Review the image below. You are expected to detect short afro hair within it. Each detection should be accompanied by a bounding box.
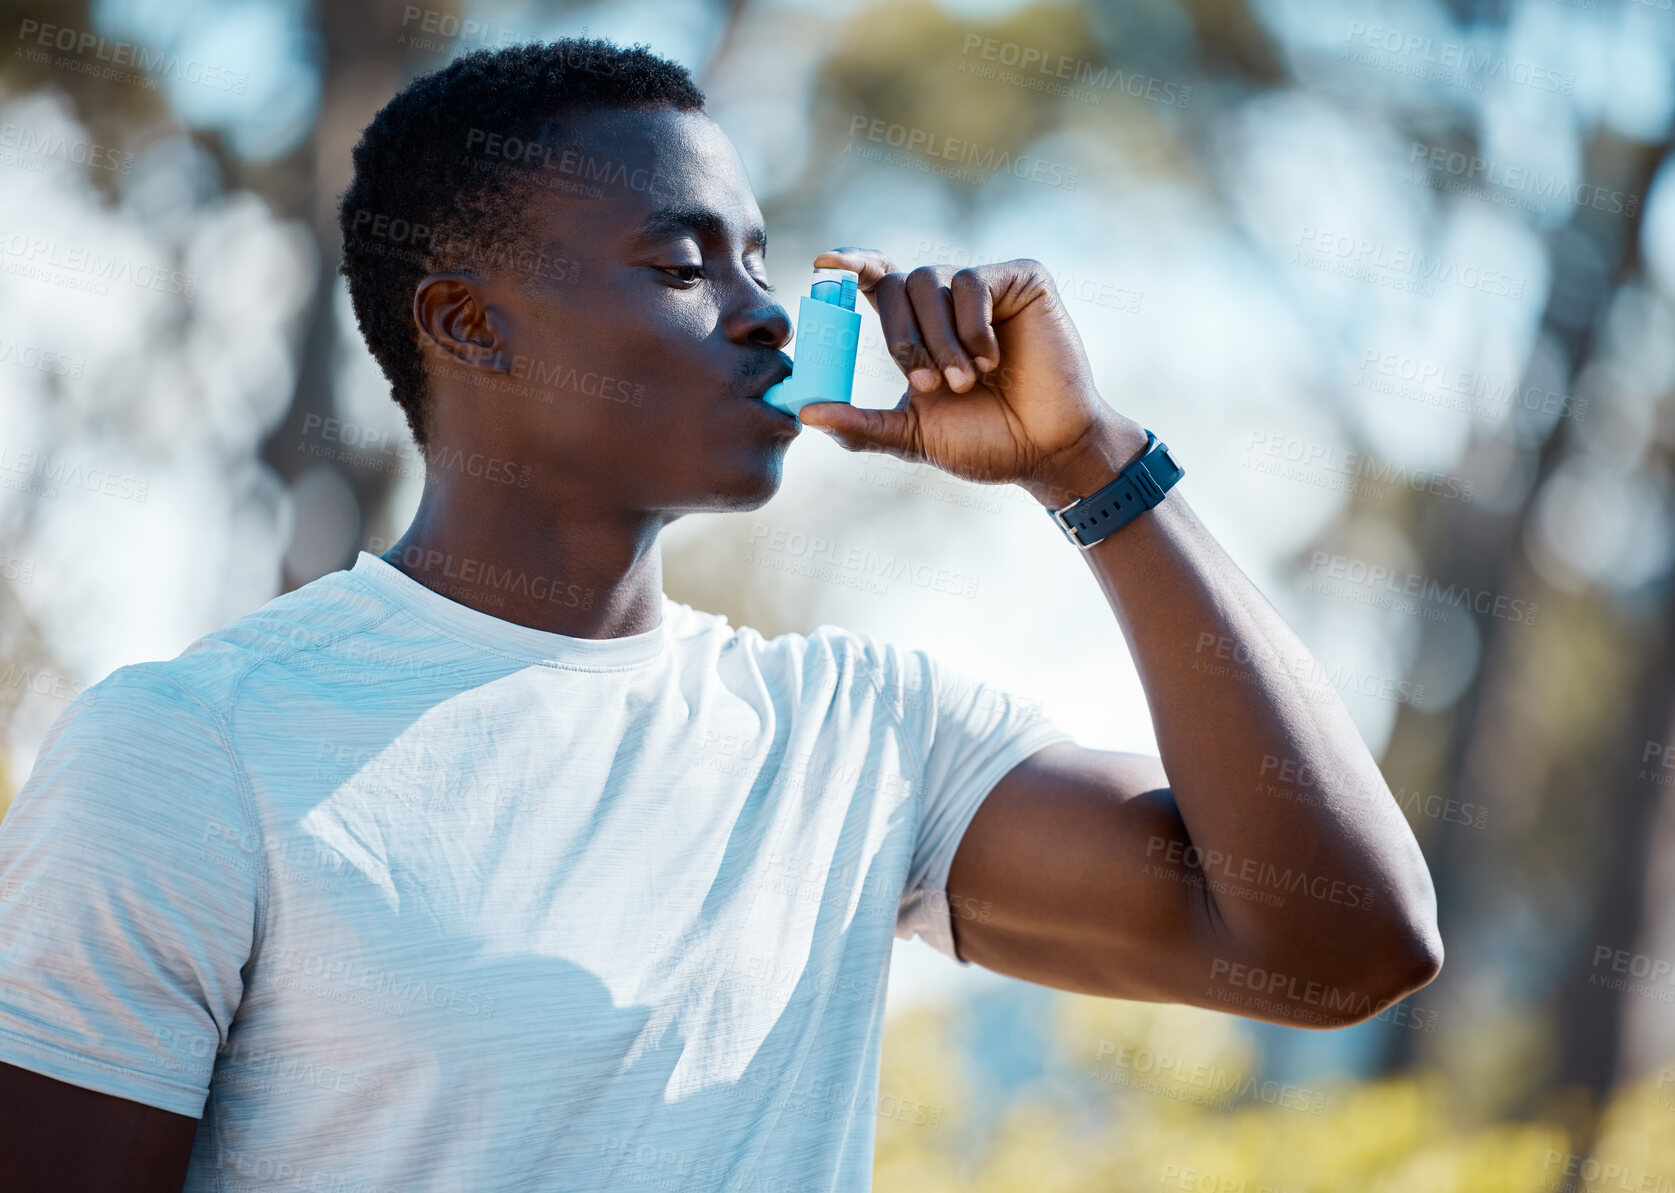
[338,38,706,447]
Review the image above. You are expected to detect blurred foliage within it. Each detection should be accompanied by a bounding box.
[873,997,1675,1192]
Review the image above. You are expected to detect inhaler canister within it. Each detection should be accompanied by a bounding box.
[761,268,861,416]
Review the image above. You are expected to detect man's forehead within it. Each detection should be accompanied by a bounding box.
[527,108,766,247]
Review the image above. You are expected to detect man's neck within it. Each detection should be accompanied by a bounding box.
[380,485,669,639]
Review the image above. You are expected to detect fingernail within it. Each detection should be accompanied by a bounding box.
[910,368,940,391]
[945,365,971,390]
[974,356,995,373]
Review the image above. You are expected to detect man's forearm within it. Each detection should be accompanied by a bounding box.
[1023,412,1442,987]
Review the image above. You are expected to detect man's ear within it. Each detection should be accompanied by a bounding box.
[413,272,508,373]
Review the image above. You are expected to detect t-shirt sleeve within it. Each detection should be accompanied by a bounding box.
[889,647,1075,965]
[0,664,260,1118]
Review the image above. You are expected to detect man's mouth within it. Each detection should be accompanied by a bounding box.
[744,358,794,405]
[741,359,799,427]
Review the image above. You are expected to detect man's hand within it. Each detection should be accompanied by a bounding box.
[796,248,1149,508]
[799,257,1442,1025]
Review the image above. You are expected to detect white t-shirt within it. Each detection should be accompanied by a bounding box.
[0,551,1072,1192]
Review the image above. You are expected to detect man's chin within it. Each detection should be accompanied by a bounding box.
[659,457,787,516]
[712,462,785,511]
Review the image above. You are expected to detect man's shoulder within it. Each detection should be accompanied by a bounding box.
[693,604,922,694]
[81,566,393,728]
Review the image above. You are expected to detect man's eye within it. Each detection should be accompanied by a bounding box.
[661,265,703,283]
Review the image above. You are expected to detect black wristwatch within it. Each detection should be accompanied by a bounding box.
[1045,429,1184,549]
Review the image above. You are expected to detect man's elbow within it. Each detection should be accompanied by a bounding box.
[1369,918,1444,1005]
[1319,910,1445,1029]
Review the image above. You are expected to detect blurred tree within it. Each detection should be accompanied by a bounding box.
[258,0,411,592]
[1369,130,1674,1141]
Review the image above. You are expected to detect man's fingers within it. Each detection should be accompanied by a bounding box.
[810,247,899,302]
[797,399,918,458]
[809,247,1008,391]
[811,247,936,387]
[872,271,939,392]
[905,267,977,392]
[949,268,1001,373]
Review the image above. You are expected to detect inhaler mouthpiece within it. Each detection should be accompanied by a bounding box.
[761,267,861,416]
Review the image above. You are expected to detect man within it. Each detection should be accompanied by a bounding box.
[0,37,1440,1193]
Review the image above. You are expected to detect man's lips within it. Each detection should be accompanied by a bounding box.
[744,358,794,404]
[746,392,802,431]
[739,359,800,430]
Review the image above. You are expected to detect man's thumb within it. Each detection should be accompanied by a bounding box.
[797,402,915,455]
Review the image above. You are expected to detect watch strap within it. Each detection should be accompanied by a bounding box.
[1046,430,1184,549]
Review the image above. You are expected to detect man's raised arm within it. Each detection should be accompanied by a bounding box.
[795,247,1442,1027]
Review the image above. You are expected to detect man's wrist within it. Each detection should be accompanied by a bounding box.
[1021,415,1152,510]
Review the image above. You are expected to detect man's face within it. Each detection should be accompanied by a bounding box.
[428,106,800,517]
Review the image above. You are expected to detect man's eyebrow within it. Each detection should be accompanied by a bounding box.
[631,205,767,253]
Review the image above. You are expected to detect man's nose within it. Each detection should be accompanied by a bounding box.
[731,295,792,350]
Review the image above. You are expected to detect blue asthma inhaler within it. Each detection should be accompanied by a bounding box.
[761,267,862,417]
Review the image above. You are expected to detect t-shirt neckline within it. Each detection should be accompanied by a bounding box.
[347,551,670,667]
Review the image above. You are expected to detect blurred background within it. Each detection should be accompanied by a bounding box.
[1,0,1673,1187]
